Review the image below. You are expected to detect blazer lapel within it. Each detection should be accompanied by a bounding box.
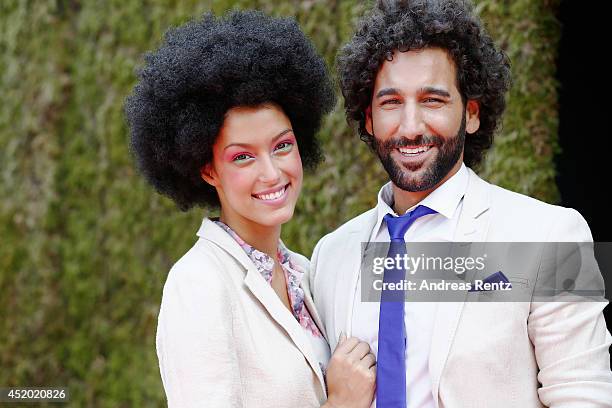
[301,273,328,340]
[430,168,492,408]
[454,168,492,241]
[198,219,327,396]
[340,211,379,343]
[243,268,327,395]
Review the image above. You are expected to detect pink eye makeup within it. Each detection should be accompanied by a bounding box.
[223,133,297,164]
[273,139,295,153]
[224,150,254,164]
[232,153,253,163]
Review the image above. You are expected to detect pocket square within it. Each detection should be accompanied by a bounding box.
[468,271,512,292]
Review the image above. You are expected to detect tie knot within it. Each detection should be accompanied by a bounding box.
[384,205,437,242]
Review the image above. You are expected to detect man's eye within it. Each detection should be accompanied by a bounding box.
[423,98,444,104]
[381,99,400,105]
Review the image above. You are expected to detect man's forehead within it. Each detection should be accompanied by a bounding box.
[373,47,458,92]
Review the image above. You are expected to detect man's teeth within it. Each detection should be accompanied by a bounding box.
[398,145,432,155]
[255,186,286,201]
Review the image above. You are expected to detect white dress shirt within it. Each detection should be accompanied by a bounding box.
[351,163,468,408]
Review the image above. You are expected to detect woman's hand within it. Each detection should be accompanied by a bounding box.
[323,333,376,408]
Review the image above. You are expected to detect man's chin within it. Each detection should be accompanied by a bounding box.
[391,166,438,192]
[400,160,429,173]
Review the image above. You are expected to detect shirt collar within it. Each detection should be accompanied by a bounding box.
[213,220,326,337]
[373,162,469,235]
[213,220,296,283]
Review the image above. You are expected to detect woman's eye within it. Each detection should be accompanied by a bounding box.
[274,141,293,152]
[232,153,252,163]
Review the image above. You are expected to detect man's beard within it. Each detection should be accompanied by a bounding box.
[371,112,466,192]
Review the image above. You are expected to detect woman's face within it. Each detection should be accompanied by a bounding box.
[201,104,303,229]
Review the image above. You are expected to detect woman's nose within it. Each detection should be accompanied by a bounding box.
[258,155,281,184]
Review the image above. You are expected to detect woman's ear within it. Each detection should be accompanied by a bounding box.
[200,163,218,187]
[465,100,480,135]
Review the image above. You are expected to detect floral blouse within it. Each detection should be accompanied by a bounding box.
[214,221,324,339]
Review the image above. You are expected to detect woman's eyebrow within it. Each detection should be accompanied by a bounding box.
[223,128,293,150]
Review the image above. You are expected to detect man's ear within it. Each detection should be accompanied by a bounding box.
[364,105,374,136]
[465,100,480,134]
[200,163,218,187]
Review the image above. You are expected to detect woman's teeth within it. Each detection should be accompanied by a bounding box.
[255,186,286,201]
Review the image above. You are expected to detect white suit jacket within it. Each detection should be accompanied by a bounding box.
[157,218,328,407]
[310,167,612,408]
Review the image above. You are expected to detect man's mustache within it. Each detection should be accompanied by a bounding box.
[378,134,443,150]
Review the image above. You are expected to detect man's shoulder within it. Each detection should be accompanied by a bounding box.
[488,182,572,217]
[315,207,377,250]
[484,181,590,241]
[467,168,562,214]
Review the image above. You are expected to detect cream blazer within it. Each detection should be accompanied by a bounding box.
[156,218,328,407]
[310,167,612,408]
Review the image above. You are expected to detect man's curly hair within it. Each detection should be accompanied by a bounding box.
[125,10,336,211]
[337,0,511,168]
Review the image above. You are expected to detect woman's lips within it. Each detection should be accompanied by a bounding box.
[252,183,289,202]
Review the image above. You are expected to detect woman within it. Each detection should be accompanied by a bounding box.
[125,10,376,407]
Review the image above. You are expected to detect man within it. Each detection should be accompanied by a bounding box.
[310,0,612,407]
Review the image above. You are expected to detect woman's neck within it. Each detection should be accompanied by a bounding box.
[219,212,281,259]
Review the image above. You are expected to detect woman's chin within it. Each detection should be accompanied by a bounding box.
[252,206,295,228]
[247,193,297,227]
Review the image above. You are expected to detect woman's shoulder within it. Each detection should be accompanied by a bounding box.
[157,239,237,351]
[162,238,233,303]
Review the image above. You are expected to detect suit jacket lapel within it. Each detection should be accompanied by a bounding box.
[198,219,327,396]
[243,268,327,394]
[301,271,328,340]
[341,211,379,343]
[285,247,330,342]
[455,168,492,241]
[430,168,492,407]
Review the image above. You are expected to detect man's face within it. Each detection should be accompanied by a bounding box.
[366,47,480,192]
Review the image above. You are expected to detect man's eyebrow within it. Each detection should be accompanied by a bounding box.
[223,129,293,150]
[420,87,451,98]
[375,88,400,99]
[374,87,451,99]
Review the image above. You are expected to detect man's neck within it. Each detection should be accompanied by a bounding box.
[391,161,463,214]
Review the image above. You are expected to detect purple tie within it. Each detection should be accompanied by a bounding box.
[377,205,437,407]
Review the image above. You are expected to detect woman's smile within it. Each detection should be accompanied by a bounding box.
[252,183,291,204]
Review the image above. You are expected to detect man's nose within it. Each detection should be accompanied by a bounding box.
[398,102,427,139]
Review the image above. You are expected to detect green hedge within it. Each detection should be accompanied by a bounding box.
[0,0,560,405]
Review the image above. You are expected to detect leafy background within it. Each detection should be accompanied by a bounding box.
[1,0,560,405]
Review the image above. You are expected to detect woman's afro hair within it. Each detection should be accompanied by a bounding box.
[125,10,336,210]
[337,0,511,168]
